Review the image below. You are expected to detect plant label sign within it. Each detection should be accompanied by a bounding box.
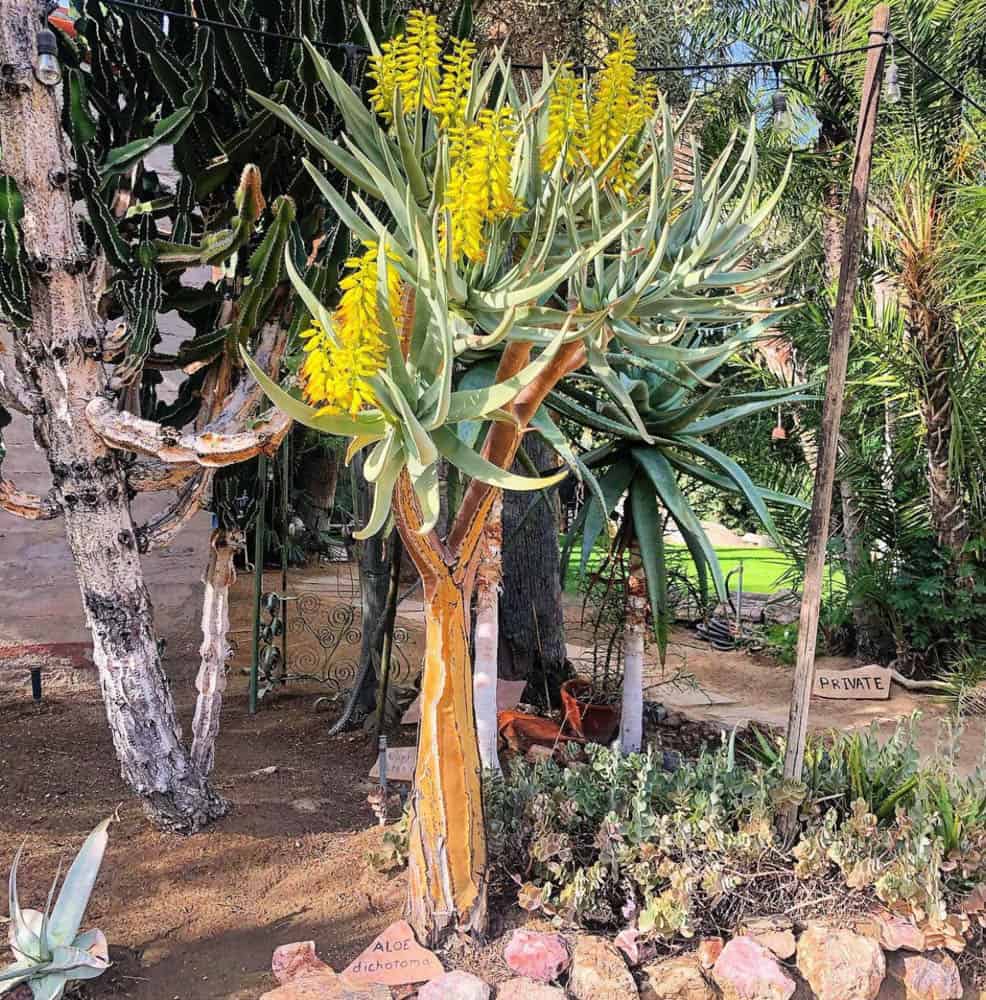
[369,746,417,782]
[813,665,891,700]
[343,919,443,986]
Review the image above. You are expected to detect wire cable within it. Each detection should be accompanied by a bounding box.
[92,0,986,124]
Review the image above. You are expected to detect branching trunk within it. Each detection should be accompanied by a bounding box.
[0,7,228,831]
[393,473,487,946]
[474,496,502,774]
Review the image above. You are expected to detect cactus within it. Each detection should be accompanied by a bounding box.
[0,820,112,1000]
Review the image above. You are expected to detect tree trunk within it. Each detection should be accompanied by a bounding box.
[474,497,502,774]
[393,472,487,945]
[620,544,647,754]
[822,163,885,656]
[296,443,339,542]
[916,312,969,558]
[191,529,240,776]
[0,6,226,831]
[499,434,566,690]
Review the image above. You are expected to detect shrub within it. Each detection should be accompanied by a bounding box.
[484,721,986,944]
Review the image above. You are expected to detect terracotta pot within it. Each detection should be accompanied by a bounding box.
[560,678,620,744]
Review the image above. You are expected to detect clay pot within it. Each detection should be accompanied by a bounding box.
[561,678,620,743]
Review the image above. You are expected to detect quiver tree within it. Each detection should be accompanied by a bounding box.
[0,0,369,829]
[247,12,800,942]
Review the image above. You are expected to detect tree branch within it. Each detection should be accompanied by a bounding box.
[0,322,41,415]
[0,479,60,520]
[448,337,588,566]
[91,325,289,470]
[128,458,199,493]
[137,469,214,552]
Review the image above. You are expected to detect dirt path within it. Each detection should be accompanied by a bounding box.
[0,630,406,999]
[650,630,986,774]
[2,565,981,999]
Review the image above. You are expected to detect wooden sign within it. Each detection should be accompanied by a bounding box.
[813,665,891,700]
[369,746,417,782]
[343,920,444,986]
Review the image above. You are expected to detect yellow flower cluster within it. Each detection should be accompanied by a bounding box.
[443,108,523,263]
[368,10,442,119]
[541,65,588,171]
[299,242,402,416]
[434,37,476,127]
[545,30,656,192]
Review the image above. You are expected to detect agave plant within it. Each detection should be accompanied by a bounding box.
[1,819,111,1000]
[244,9,801,942]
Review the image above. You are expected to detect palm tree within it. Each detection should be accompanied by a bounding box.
[697,0,986,645]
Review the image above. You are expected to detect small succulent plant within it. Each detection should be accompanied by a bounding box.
[1,819,112,1000]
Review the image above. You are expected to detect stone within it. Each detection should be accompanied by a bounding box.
[885,952,962,999]
[502,929,570,983]
[640,955,716,1000]
[343,919,444,986]
[743,918,797,960]
[872,913,927,953]
[272,941,331,985]
[712,936,797,1000]
[567,934,638,999]
[260,969,390,999]
[417,970,490,1000]
[495,978,567,1000]
[797,925,885,1000]
[698,937,725,969]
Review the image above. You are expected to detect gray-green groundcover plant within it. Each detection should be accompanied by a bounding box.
[1,820,111,1000]
[485,720,986,949]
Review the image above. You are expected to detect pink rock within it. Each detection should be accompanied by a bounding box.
[503,929,570,983]
[886,952,962,999]
[260,969,390,998]
[496,978,567,1000]
[712,936,797,1000]
[272,941,332,985]
[877,914,927,953]
[797,925,885,1000]
[418,971,491,1000]
[698,937,725,969]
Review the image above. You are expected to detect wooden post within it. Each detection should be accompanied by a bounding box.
[781,5,890,818]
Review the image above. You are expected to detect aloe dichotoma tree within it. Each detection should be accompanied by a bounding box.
[246,13,800,941]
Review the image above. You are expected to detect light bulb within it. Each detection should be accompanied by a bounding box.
[885,60,901,104]
[35,29,61,87]
[772,89,791,129]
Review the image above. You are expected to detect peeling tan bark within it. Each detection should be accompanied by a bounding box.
[86,396,290,466]
[127,458,199,493]
[0,479,60,519]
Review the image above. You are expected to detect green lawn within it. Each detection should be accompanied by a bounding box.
[563,538,807,596]
[563,535,848,601]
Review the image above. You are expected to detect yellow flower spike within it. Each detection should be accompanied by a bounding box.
[397,10,442,111]
[435,37,476,128]
[584,29,655,193]
[442,109,523,263]
[368,36,403,122]
[299,241,403,415]
[541,65,588,171]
